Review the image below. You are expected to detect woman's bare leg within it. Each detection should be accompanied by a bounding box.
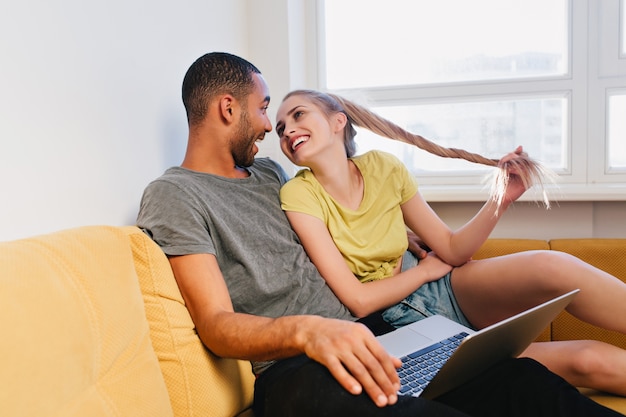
[521,341,626,396]
[449,250,626,396]
[450,250,626,332]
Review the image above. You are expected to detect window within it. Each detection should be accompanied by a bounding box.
[323,0,567,88]
[355,96,568,178]
[316,0,626,199]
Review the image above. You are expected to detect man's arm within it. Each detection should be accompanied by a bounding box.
[407,230,429,259]
[168,253,402,407]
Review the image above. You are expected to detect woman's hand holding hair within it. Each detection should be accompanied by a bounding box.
[497,145,530,205]
[490,145,555,212]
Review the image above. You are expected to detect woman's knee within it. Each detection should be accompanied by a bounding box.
[566,341,615,379]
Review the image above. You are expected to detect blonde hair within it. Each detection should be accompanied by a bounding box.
[326,92,555,210]
[281,89,555,210]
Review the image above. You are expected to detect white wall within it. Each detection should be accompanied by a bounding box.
[1,0,624,242]
[0,0,248,241]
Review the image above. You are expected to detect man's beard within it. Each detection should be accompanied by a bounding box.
[231,110,257,168]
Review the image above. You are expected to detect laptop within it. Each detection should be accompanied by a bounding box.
[377,289,579,399]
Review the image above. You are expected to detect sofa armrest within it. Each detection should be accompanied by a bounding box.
[123,226,256,417]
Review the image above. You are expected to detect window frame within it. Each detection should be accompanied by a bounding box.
[622,0,626,58]
[310,0,626,202]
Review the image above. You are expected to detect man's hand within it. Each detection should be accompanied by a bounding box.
[299,316,402,407]
[407,230,429,259]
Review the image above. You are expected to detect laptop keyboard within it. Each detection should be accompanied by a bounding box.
[397,332,469,396]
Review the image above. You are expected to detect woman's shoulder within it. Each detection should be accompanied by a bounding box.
[291,167,316,183]
[354,150,405,169]
[281,168,316,194]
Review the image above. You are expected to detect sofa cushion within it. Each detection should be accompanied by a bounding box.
[0,226,173,417]
[580,388,626,413]
[123,226,255,417]
[473,238,551,259]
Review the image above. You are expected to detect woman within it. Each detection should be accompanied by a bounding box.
[275,89,626,396]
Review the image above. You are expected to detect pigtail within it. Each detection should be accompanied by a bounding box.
[328,93,555,211]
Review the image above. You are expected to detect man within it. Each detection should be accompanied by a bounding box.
[137,52,622,417]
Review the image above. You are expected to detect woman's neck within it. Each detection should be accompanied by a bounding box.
[311,155,364,211]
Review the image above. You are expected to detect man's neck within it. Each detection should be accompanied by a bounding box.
[181,156,250,178]
[181,129,251,178]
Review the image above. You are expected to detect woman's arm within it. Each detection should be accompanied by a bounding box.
[401,193,504,266]
[285,211,452,317]
[402,148,528,266]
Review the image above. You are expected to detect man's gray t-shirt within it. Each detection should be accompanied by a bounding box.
[137,157,355,374]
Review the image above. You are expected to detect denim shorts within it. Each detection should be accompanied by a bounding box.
[381,251,473,329]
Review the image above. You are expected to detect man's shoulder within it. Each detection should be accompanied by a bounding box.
[143,159,288,191]
[149,166,191,182]
[251,157,289,183]
[252,157,283,172]
[140,167,197,198]
[142,166,185,190]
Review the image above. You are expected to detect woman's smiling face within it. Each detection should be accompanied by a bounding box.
[276,94,346,166]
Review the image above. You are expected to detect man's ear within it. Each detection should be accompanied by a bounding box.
[219,96,235,121]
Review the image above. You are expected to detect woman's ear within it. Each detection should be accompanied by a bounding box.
[332,111,348,133]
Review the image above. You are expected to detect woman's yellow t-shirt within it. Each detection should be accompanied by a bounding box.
[280,151,418,283]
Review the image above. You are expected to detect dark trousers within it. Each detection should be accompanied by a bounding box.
[253,354,623,417]
[253,313,623,417]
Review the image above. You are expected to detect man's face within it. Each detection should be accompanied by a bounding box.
[230,73,272,167]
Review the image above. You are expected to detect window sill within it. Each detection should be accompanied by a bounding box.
[420,183,626,203]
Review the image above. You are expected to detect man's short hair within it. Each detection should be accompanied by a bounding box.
[182,52,261,126]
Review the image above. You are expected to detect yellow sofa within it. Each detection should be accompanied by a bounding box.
[1,225,624,416]
[1,226,254,417]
